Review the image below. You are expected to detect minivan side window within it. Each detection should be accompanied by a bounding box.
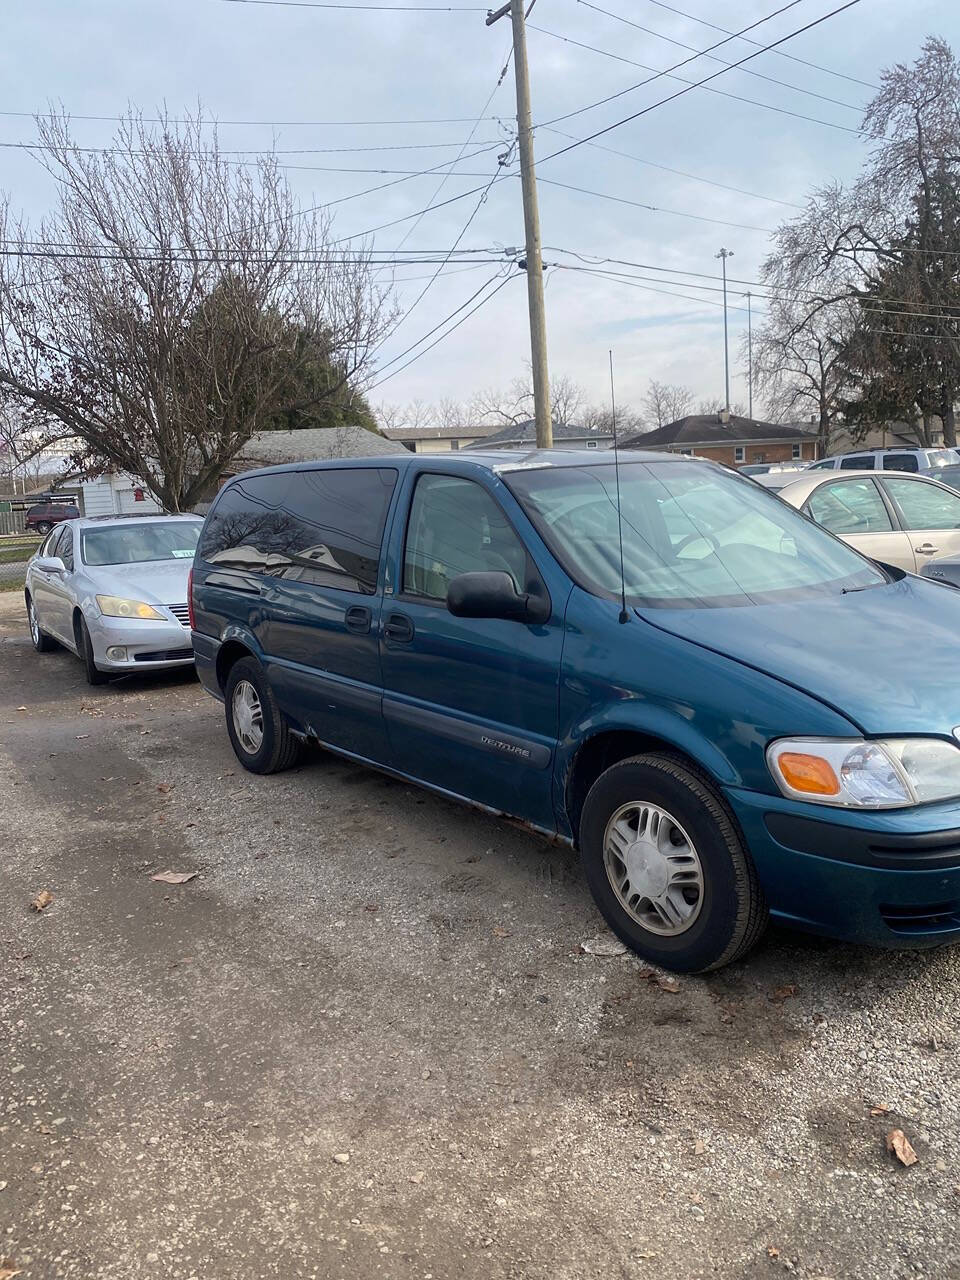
[403,474,527,601]
[198,467,398,594]
[882,453,919,472]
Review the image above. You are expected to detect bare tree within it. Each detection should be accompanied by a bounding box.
[642,380,693,428]
[0,110,394,511]
[758,39,960,447]
[749,296,856,448]
[472,372,586,427]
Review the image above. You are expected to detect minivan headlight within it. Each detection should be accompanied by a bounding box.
[767,737,960,808]
[96,595,164,620]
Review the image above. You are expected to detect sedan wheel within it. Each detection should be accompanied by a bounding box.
[26,595,56,653]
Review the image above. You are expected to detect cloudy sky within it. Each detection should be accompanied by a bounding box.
[3,0,960,423]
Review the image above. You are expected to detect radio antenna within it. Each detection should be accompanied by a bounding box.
[608,349,629,625]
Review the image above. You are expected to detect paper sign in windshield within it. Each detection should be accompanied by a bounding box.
[171,549,194,558]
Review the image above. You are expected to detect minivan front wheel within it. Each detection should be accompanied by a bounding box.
[224,657,301,774]
[579,754,767,973]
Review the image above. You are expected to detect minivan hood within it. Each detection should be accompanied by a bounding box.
[84,558,192,605]
[638,576,960,736]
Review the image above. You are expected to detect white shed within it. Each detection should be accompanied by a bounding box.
[81,473,163,517]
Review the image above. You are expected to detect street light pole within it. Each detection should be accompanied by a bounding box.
[716,247,734,414]
[745,289,753,420]
[487,0,552,448]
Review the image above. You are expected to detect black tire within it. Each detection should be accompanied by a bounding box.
[224,656,301,775]
[35,521,51,535]
[76,614,109,686]
[26,593,57,653]
[579,753,767,973]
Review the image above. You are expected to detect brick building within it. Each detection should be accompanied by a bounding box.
[621,412,818,467]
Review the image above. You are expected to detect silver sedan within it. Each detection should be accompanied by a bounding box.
[25,515,202,684]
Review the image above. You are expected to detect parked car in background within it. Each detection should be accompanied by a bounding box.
[24,500,80,535]
[921,555,960,590]
[922,462,960,492]
[805,446,958,474]
[759,469,960,573]
[25,515,202,684]
[192,451,960,973]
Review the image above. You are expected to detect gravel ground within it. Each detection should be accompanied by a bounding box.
[1,590,959,1279]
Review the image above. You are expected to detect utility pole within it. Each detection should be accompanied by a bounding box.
[745,290,753,419]
[487,1,552,448]
[716,247,734,415]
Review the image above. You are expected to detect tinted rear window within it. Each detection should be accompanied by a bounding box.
[198,467,398,594]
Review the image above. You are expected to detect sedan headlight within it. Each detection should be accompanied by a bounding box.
[767,737,960,808]
[96,595,165,620]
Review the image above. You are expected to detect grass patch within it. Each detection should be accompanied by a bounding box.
[0,575,26,592]
[0,544,37,565]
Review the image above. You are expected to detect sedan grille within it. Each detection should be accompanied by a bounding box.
[134,648,194,663]
[168,603,191,627]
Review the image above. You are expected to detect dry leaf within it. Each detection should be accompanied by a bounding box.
[75,734,90,740]
[769,984,798,1003]
[767,1245,781,1260]
[886,1129,918,1167]
[0,1262,22,1280]
[492,925,511,938]
[30,890,53,913]
[16,705,27,711]
[156,783,172,794]
[655,975,680,993]
[869,1104,891,1117]
[693,1138,706,1155]
[150,871,197,885]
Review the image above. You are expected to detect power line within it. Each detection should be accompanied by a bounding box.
[218,0,485,9]
[541,0,810,129]
[536,176,774,233]
[531,24,862,136]
[0,138,504,155]
[634,0,878,90]
[573,1,862,112]
[540,126,803,210]
[0,109,508,127]
[537,0,865,162]
[369,272,515,390]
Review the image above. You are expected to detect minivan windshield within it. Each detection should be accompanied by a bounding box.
[505,461,886,608]
[81,521,201,567]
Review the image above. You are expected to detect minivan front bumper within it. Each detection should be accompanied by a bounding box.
[727,786,960,946]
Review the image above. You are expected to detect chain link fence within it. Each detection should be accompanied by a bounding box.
[0,533,39,592]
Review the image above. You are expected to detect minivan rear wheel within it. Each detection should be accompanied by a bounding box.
[224,656,301,774]
[579,753,767,973]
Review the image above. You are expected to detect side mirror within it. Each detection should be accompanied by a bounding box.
[447,571,550,625]
[34,555,66,574]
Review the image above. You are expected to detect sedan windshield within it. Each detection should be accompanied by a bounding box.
[505,461,886,608]
[81,521,201,567]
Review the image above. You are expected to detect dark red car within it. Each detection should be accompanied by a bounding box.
[25,501,80,535]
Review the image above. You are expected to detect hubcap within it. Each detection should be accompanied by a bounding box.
[28,600,39,645]
[232,680,264,754]
[603,802,704,936]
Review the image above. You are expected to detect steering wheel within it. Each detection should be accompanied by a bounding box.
[675,529,720,554]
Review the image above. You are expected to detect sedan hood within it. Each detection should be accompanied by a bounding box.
[639,575,960,735]
[86,558,192,606]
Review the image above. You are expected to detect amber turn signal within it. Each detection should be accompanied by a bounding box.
[776,752,840,796]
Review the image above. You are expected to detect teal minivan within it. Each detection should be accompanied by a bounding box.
[190,450,960,972]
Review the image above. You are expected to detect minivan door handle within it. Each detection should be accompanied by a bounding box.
[384,612,415,643]
[345,604,373,634]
